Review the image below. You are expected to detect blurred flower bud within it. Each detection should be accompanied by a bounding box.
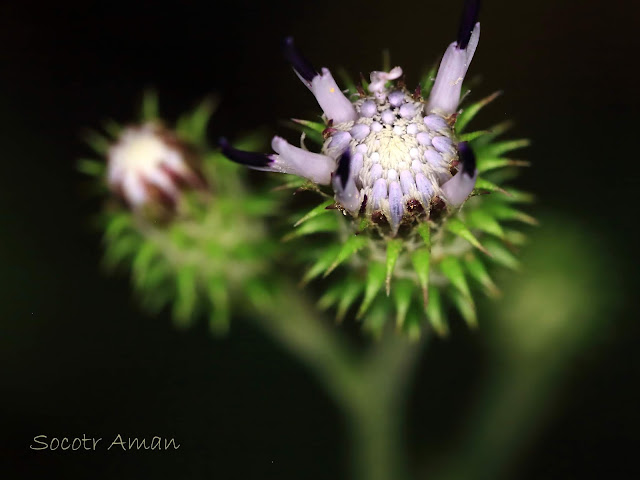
[107,123,206,211]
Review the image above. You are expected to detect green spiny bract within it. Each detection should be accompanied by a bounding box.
[79,92,278,334]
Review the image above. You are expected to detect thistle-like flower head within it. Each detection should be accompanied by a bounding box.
[220,0,533,336]
[325,78,478,234]
[223,1,481,235]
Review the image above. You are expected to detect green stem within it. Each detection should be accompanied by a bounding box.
[249,283,426,480]
[248,282,361,406]
[345,335,425,480]
[346,393,407,480]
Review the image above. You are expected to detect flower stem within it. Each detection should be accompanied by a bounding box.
[247,282,362,406]
[344,336,423,480]
[346,394,408,480]
[248,282,426,480]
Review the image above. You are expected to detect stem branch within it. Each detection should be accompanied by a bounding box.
[248,282,427,480]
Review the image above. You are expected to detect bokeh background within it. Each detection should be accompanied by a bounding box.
[1,0,638,478]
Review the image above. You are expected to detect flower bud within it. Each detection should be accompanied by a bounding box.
[107,123,206,211]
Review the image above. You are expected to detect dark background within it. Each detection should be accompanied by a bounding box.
[1,0,638,478]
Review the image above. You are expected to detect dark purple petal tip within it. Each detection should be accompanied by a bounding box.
[335,150,351,189]
[283,36,318,83]
[456,0,481,49]
[218,137,272,168]
[457,141,477,176]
